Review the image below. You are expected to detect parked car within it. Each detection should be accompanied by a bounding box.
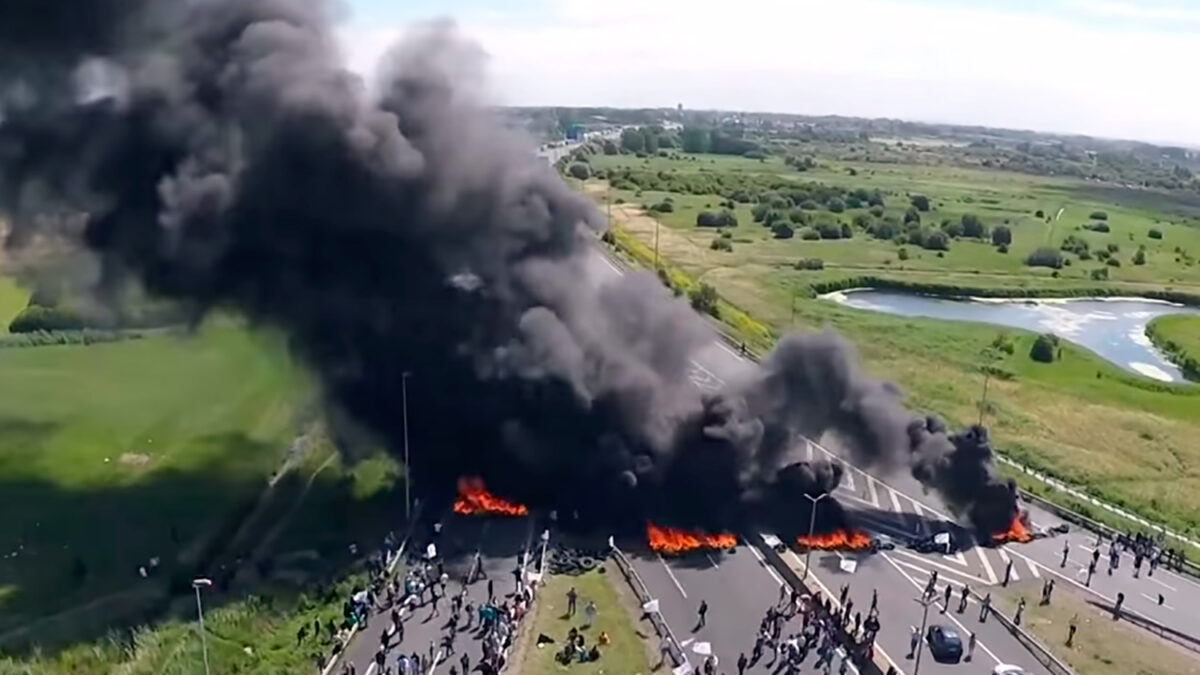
[925,624,963,662]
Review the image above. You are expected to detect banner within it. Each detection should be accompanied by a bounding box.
[642,599,660,613]
[839,559,858,574]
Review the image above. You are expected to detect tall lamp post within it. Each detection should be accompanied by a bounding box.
[802,492,828,580]
[912,592,935,675]
[402,371,412,522]
[192,578,213,675]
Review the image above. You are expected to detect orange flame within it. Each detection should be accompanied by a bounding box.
[991,513,1033,545]
[452,477,528,517]
[796,529,873,551]
[646,523,737,555]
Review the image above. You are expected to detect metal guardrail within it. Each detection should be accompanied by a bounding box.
[608,545,687,669]
[979,602,1077,675]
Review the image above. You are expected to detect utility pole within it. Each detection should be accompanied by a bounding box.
[802,492,828,580]
[912,593,935,675]
[977,368,991,427]
[402,371,412,522]
[192,578,213,675]
[654,217,660,271]
[790,288,797,327]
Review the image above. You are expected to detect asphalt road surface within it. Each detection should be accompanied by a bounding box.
[338,514,537,675]
[583,248,1065,674]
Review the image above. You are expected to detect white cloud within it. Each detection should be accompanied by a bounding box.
[338,0,1200,144]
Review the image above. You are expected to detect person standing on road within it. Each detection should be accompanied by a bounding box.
[869,588,878,614]
[941,584,952,613]
[958,584,970,613]
[487,578,495,603]
[737,652,748,674]
[966,632,977,661]
[1015,597,1026,625]
[566,586,578,616]
[1062,539,1070,568]
[979,592,991,623]
[907,625,919,658]
[1003,560,1013,586]
[460,652,469,674]
[697,600,708,628]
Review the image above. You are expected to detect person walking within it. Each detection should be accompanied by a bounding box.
[942,584,952,613]
[566,586,578,616]
[1067,615,1078,647]
[1003,559,1013,586]
[958,584,970,613]
[907,625,919,658]
[697,600,708,628]
[737,652,748,675]
[979,592,991,623]
[1062,539,1070,568]
[966,632,977,662]
[1015,597,1026,625]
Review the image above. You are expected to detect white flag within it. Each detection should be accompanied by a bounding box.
[642,599,660,613]
[426,543,437,559]
[934,532,951,545]
[692,641,713,656]
[839,559,858,574]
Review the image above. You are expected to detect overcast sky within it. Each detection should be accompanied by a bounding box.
[337,0,1200,146]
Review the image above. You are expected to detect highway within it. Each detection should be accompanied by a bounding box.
[337,514,537,675]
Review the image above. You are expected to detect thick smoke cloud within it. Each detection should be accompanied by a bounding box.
[0,0,1017,536]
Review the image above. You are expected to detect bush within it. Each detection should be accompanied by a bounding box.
[689,283,720,318]
[997,243,1009,253]
[870,219,899,240]
[960,213,986,238]
[921,230,950,251]
[1134,246,1147,265]
[1149,228,1163,240]
[1106,257,1122,267]
[904,207,921,224]
[991,225,1012,246]
[788,208,809,224]
[796,258,825,270]
[799,199,819,211]
[1107,243,1119,253]
[1090,267,1109,280]
[910,194,930,212]
[651,199,674,213]
[8,305,88,333]
[1083,221,1110,233]
[869,205,885,217]
[1060,235,1089,257]
[852,213,872,229]
[1025,247,1064,269]
[751,203,770,222]
[1030,333,1059,363]
[710,238,732,251]
[816,222,842,240]
[800,228,820,241]
[602,140,619,155]
[771,223,795,239]
[840,223,853,239]
[567,163,591,180]
[897,247,909,261]
[1035,209,1045,218]
[1089,211,1108,221]
[827,198,845,213]
[697,210,737,228]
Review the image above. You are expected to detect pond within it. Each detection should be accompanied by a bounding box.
[825,289,1200,383]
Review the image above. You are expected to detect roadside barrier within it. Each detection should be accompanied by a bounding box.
[608,544,688,670]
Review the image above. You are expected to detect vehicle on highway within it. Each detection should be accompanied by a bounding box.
[993,665,1030,675]
[869,534,897,551]
[909,531,958,554]
[925,624,963,662]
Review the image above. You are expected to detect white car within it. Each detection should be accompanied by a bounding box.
[993,665,1031,675]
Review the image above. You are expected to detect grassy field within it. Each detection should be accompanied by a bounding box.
[0,320,307,643]
[580,150,1200,534]
[993,581,1200,675]
[0,276,28,334]
[514,568,653,675]
[1147,314,1200,380]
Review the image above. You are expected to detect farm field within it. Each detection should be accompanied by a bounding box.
[577,150,1200,535]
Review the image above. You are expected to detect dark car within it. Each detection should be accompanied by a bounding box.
[926,625,963,662]
[908,531,957,555]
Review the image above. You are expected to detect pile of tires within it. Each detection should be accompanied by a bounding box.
[546,545,610,575]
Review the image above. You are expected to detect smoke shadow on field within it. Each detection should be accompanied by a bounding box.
[0,445,406,660]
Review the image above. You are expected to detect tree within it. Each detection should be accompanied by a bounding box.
[1024,247,1064,269]
[840,223,853,239]
[689,283,720,317]
[567,163,591,180]
[991,225,1013,246]
[961,213,986,238]
[643,130,659,154]
[904,207,921,225]
[827,198,845,213]
[817,222,842,239]
[696,211,721,227]
[652,199,674,213]
[870,219,900,240]
[869,205,885,218]
[788,208,809,224]
[852,213,872,229]
[910,194,931,212]
[1133,246,1147,265]
[716,210,738,227]
[897,247,909,261]
[1034,209,1045,218]
[771,222,795,239]
[942,220,964,237]
[751,203,770,222]
[620,128,646,153]
[1030,334,1059,363]
[921,230,950,251]
[710,238,732,251]
[1149,228,1164,240]
[602,140,619,155]
[1089,211,1108,221]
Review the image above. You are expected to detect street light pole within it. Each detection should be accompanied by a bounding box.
[402,371,412,523]
[912,594,934,675]
[802,492,828,580]
[192,578,213,675]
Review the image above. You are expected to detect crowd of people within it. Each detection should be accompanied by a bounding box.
[333,525,534,675]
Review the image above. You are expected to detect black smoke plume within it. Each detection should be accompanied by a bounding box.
[0,0,1017,537]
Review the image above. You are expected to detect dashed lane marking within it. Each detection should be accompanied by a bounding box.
[658,553,689,599]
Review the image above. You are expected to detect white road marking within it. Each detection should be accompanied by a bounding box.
[891,549,994,586]
[705,552,721,569]
[1140,593,1174,611]
[843,470,856,492]
[882,552,1003,666]
[976,541,999,585]
[807,439,815,461]
[658,553,688,599]
[888,487,904,515]
[747,542,785,586]
[1149,575,1177,592]
[866,475,881,508]
[1023,554,1041,579]
[598,254,624,276]
[716,342,745,361]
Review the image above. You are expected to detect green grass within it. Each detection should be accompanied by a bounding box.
[1147,314,1200,380]
[514,569,652,675]
[0,320,307,639]
[993,581,1200,675]
[585,151,1200,535]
